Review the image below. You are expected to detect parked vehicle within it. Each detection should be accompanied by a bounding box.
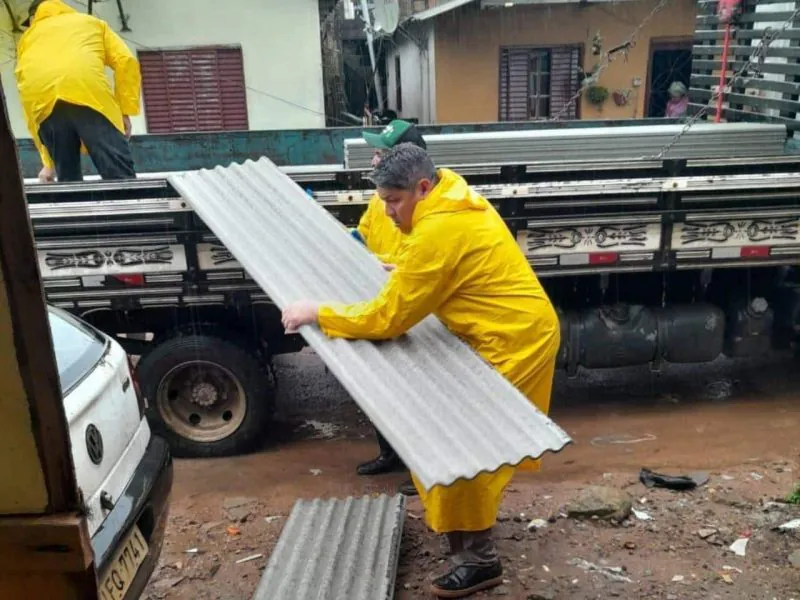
[50,305,172,599]
[26,123,800,460]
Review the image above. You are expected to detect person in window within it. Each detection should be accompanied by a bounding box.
[282,144,560,599]
[16,0,141,183]
[349,120,427,496]
[665,81,689,118]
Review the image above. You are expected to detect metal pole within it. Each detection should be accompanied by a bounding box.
[715,22,732,123]
[359,0,385,113]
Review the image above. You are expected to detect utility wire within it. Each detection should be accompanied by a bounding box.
[551,0,672,121]
[651,5,800,160]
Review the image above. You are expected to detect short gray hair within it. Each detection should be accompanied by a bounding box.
[369,143,436,190]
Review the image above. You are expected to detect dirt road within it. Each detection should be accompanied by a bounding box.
[143,352,800,599]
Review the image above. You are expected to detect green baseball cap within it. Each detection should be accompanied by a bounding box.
[362,120,427,150]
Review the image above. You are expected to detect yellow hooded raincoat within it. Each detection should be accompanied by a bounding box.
[15,0,141,169]
[319,169,560,533]
[356,192,406,263]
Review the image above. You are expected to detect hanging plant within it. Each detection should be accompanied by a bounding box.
[586,85,609,107]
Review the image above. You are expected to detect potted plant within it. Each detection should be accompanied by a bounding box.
[586,85,609,107]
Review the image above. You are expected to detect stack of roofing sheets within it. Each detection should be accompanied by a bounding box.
[343,122,787,169]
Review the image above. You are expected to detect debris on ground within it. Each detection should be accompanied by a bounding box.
[568,558,633,583]
[631,508,653,521]
[142,354,800,600]
[309,468,323,476]
[300,419,340,439]
[722,565,742,573]
[235,553,264,565]
[566,486,632,521]
[777,518,800,531]
[200,521,225,536]
[697,527,717,539]
[590,433,658,446]
[153,576,185,590]
[527,518,548,531]
[729,537,749,557]
[639,468,708,490]
[222,497,257,523]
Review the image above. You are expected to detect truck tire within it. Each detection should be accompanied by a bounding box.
[136,330,276,458]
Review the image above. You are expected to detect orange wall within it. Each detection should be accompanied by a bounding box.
[433,0,697,122]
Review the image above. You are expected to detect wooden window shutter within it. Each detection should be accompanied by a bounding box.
[139,47,249,134]
[550,46,581,120]
[499,48,531,121]
[499,45,581,121]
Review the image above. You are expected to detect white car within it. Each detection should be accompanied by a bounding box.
[49,306,172,600]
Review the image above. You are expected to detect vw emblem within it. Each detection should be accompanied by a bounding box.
[85,424,104,465]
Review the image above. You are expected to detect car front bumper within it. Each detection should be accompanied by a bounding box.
[90,433,173,599]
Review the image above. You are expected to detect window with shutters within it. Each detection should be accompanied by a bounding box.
[499,45,582,121]
[138,46,249,134]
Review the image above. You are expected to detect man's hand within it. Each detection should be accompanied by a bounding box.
[38,166,55,183]
[282,300,320,332]
[123,115,132,140]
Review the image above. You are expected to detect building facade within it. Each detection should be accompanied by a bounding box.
[0,0,325,140]
[385,0,697,124]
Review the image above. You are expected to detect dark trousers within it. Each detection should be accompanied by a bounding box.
[446,530,498,566]
[375,428,398,459]
[38,101,136,182]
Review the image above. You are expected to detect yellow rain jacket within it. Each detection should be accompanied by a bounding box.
[15,0,141,169]
[319,168,560,533]
[356,193,406,263]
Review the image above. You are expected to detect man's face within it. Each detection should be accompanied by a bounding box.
[371,150,384,168]
[378,178,435,233]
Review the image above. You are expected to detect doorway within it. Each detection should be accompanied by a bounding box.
[647,39,693,118]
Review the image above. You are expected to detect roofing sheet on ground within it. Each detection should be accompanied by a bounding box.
[169,158,572,491]
[252,495,406,600]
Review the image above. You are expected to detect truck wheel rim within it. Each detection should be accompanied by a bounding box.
[156,360,247,443]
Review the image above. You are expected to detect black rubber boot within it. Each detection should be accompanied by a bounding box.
[357,428,403,475]
[356,453,402,476]
[430,562,503,598]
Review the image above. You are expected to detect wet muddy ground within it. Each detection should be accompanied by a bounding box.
[143,351,800,599]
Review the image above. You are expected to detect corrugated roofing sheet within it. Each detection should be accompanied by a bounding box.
[409,0,477,21]
[253,494,406,600]
[169,159,572,491]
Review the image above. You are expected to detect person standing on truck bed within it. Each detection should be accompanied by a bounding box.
[282,143,560,599]
[350,120,427,490]
[16,0,141,183]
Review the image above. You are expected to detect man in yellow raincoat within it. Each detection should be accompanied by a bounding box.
[16,0,141,183]
[283,144,560,598]
[350,120,427,481]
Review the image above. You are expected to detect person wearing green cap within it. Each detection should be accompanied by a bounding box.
[350,120,426,490]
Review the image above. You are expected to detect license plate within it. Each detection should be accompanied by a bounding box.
[99,525,149,600]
